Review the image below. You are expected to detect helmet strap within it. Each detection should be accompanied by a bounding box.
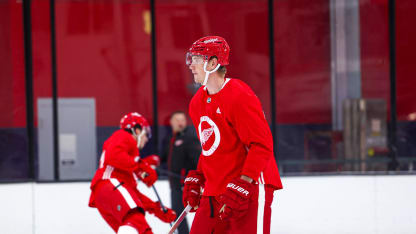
[131,128,137,138]
[202,61,221,86]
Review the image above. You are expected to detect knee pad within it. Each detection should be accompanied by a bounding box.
[117,225,138,234]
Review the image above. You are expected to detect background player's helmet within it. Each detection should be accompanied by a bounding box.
[186,36,230,66]
[120,112,152,138]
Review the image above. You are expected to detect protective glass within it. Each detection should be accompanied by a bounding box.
[186,53,207,65]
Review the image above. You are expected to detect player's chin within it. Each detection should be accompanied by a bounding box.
[193,76,201,84]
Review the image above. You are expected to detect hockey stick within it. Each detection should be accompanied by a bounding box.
[136,158,168,214]
[138,172,175,232]
[152,184,169,213]
[152,184,178,234]
[168,204,192,234]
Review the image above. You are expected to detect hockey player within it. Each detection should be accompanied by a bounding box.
[182,36,283,234]
[89,112,176,234]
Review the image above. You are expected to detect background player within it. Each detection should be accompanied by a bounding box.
[89,112,176,234]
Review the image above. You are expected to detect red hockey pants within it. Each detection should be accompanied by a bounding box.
[190,184,275,234]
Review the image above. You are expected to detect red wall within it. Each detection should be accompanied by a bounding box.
[156,0,271,125]
[1,0,415,128]
[32,0,52,127]
[396,0,416,121]
[0,2,14,128]
[0,1,26,128]
[55,1,153,126]
[274,0,331,124]
[29,1,153,127]
[360,0,391,113]
[360,0,416,121]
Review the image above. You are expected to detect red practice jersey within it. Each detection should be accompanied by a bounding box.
[189,78,283,196]
[89,129,141,204]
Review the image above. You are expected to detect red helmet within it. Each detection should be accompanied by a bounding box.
[186,36,230,66]
[120,112,151,138]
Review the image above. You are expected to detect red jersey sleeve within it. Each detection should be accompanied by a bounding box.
[105,135,139,173]
[228,89,274,181]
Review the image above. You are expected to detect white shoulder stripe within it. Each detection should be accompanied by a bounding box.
[99,151,106,168]
[103,165,114,180]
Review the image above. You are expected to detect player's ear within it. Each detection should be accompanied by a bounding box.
[209,56,218,68]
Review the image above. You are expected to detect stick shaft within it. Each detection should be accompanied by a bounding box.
[152,185,167,212]
[168,205,192,234]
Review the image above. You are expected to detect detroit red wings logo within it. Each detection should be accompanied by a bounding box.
[198,116,220,156]
[200,127,214,146]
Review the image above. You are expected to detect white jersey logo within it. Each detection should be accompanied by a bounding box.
[201,127,214,146]
[198,116,220,156]
[203,38,218,44]
[216,107,221,114]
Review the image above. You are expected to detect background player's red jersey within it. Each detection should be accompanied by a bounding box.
[189,78,283,196]
[89,129,141,207]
